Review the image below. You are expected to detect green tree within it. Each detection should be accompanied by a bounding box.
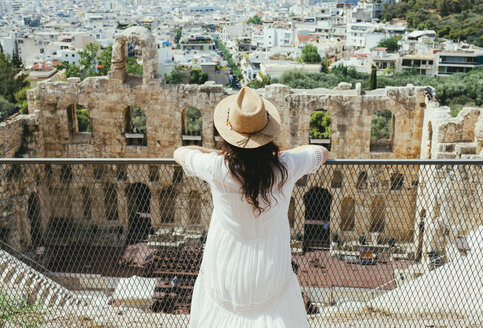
[377,37,400,52]
[97,45,112,75]
[189,70,208,84]
[320,56,329,74]
[185,106,202,135]
[0,95,16,115]
[301,44,321,64]
[76,107,91,132]
[247,15,263,25]
[78,42,100,78]
[371,110,393,140]
[309,110,331,138]
[369,65,378,90]
[249,73,271,89]
[14,86,30,114]
[174,28,183,44]
[131,106,146,133]
[58,61,82,78]
[127,57,143,76]
[164,69,187,84]
[0,49,29,104]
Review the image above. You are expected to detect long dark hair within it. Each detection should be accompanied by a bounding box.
[217,138,288,215]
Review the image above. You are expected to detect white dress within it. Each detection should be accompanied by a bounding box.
[175,146,325,328]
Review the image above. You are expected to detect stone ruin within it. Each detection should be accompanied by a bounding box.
[0,27,482,313]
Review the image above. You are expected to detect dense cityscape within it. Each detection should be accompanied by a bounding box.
[0,1,482,327]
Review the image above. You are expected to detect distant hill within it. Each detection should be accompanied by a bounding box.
[381,0,483,46]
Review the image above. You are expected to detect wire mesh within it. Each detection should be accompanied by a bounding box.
[0,159,482,327]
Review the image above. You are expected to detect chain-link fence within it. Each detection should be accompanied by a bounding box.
[0,158,482,327]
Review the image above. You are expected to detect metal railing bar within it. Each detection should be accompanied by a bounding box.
[1,158,482,165]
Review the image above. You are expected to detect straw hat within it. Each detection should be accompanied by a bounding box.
[214,87,281,149]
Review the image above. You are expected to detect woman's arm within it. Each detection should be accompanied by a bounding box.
[173,146,221,165]
[284,145,329,164]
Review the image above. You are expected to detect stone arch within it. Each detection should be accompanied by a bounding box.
[126,183,152,244]
[125,105,147,146]
[109,26,159,84]
[370,196,385,233]
[182,106,202,146]
[331,170,343,188]
[66,103,91,136]
[159,188,176,224]
[28,193,42,247]
[370,109,395,152]
[188,191,202,225]
[340,197,355,231]
[303,187,332,250]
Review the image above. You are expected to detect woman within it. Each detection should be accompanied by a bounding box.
[174,87,328,327]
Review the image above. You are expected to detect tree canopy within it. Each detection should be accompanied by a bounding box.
[0,47,29,118]
[381,0,483,46]
[247,15,263,25]
[301,44,321,64]
[377,36,400,52]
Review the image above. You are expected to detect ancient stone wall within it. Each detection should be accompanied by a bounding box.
[1,26,481,256]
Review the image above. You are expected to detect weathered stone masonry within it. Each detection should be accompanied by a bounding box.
[1,27,481,259]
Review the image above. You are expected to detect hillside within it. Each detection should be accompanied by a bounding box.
[381,0,483,46]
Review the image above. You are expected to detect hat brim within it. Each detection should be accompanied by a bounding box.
[214,93,281,149]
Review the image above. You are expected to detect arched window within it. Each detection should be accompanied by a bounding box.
[356,171,368,189]
[126,41,143,76]
[340,197,355,231]
[288,197,296,229]
[370,196,385,233]
[67,104,91,136]
[309,109,331,150]
[189,191,202,225]
[370,109,394,152]
[159,188,176,224]
[104,183,118,221]
[331,170,343,188]
[390,172,404,190]
[125,105,147,146]
[182,106,202,146]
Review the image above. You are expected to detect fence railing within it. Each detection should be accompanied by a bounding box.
[0,158,482,327]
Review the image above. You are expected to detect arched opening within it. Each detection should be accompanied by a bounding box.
[126,41,144,76]
[182,106,202,146]
[188,191,202,225]
[331,170,343,188]
[288,197,296,229]
[370,196,385,233]
[159,188,176,224]
[390,172,404,190]
[67,104,91,136]
[356,171,368,189]
[125,105,147,146]
[104,183,118,221]
[81,186,92,220]
[303,187,332,250]
[309,109,331,150]
[126,183,152,244]
[28,193,42,247]
[427,121,433,159]
[370,109,394,152]
[340,197,355,231]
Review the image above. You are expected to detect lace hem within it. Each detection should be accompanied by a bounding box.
[199,270,291,314]
[176,148,196,177]
[309,146,324,173]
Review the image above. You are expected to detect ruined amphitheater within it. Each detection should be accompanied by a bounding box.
[0,27,482,323]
